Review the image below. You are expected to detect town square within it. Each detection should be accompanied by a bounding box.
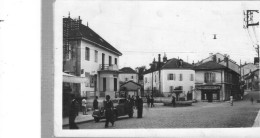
[58,1,260,131]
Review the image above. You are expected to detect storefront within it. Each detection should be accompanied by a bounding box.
[196,85,221,102]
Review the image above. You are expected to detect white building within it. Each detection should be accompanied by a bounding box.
[143,55,195,100]
[63,15,122,98]
[119,67,138,84]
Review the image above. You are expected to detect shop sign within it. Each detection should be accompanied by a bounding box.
[196,85,221,90]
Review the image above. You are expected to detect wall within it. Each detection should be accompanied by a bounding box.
[161,69,195,99]
[195,70,226,101]
[79,39,120,96]
[119,73,138,83]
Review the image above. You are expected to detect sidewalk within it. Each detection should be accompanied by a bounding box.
[63,110,94,127]
[253,109,260,127]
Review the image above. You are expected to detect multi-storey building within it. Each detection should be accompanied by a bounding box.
[143,54,195,100]
[63,15,122,98]
[119,67,138,84]
[244,69,260,91]
[194,55,240,102]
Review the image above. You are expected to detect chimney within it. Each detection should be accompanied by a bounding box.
[158,54,161,68]
[224,57,229,68]
[163,53,167,63]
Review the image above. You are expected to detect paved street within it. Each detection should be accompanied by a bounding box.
[64,91,260,129]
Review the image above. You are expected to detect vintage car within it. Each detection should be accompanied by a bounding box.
[92,98,134,122]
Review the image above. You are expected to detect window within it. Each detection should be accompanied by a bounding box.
[125,78,128,81]
[169,86,174,92]
[90,75,95,87]
[109,56,112,66]
[179,74,183,81]
[190,74,194,81]
[131,76,134,79]
[168,74,173,80]
[204,72,216,83]
[115,58,117,65]
[85,47,90,61]
[155,75,156,82]
[95,50,98,62]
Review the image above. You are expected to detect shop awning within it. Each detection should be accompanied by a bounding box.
[63,72,86,83]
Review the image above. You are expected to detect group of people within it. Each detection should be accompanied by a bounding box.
[69,94,144,129]
[104,95,144,128]
[146,95,155,108]
[128,95,144,118]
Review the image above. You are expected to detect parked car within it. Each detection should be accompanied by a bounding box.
[92,98,134,122]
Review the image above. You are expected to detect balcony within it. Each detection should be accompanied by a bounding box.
[99,64,118,71]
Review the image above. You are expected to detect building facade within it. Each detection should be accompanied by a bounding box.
[119,67,138,84]
[194,61,240,102]
[63,15,122,98]
[244,69,260,91]
[143,55,195,100]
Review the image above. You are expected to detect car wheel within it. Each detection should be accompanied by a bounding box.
[94,117,100,122]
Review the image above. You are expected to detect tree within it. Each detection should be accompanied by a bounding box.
[135,66,146,81]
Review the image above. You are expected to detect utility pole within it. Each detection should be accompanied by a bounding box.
[244,10,259,64]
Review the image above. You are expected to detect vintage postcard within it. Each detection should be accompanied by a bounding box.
[54,0,260,137]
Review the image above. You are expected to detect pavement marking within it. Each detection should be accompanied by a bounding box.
[253,109,260,127]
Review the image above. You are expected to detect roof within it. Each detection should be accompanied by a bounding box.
[161,58,193,69]
[119,67,137,74]
[68,23,122,56]
[193,61,227,70]
[244,69,259,80]
[120,80,142,91]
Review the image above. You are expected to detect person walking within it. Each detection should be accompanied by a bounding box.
[69,94,79,129]
[146,95,150,108]
[132,95,136,109]
[172,96,176,107]
[230,96,233,106]
[150,95,154,108]
[104,95,114,128]
[251,97,254,105]
[93,96,99,110]
[136,96,143,118]
[82,98,87,115]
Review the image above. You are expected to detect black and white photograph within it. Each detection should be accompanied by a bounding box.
[53,0,260,137]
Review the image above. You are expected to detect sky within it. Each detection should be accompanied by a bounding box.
[56,0,260,69]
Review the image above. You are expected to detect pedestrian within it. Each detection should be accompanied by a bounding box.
[69,94,79,129]
[251,97,254,104]
[132,95,136,109]
[230,96,233,106]
[136,96,143,118]
[146,95,150,108]
[104,95,114,128]
[128,95,134,118]
[93,96,99,110]
[150,95,154,108]
[82,97,87,115]
[172,96,176,107]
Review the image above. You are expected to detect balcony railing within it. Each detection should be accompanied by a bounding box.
[99,64,118,71]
